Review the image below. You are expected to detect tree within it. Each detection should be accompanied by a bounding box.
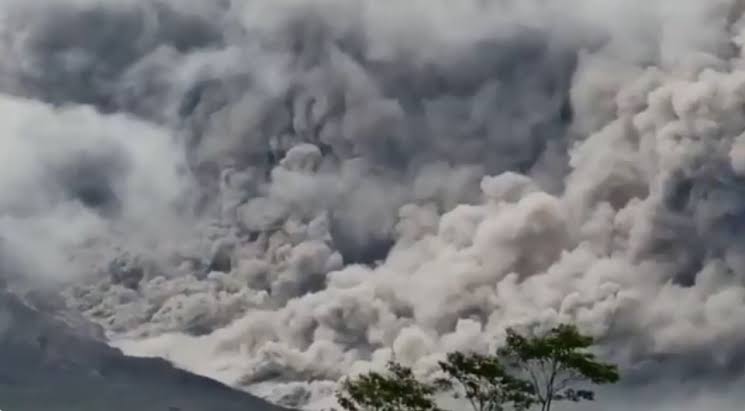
[335,324,620,411]
[336,361,443,411]
[496,324,619,411]
[436,351,534,411]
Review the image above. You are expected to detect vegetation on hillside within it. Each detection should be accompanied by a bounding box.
[336,324,619,411]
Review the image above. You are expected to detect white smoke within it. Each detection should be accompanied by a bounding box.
[0,94,193,287]
[2,0,745,409]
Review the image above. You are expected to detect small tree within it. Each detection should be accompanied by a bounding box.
[497,324,619,411]
[436,351,534,411]
[336,361,443,411]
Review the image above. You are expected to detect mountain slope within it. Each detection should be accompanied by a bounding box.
[0,291,289,411]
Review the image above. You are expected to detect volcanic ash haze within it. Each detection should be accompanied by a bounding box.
[2,0,745,409]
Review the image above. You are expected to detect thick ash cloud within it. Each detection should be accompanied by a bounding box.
[1,0,745,409]
[0,94,192,288]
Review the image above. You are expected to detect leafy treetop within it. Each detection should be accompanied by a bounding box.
[336,361,443,411]
[497,324,619,411]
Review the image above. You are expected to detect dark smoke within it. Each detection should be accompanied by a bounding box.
[1,0,744,409]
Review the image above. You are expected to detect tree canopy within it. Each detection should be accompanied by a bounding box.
[497,324,619,411]
[336,323,619,411]
[437,351,534,411]
[336,361,442,411]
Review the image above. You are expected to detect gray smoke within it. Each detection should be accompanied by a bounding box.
[1,0,745,409]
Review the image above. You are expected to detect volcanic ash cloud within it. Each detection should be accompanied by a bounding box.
[2,0,745,409]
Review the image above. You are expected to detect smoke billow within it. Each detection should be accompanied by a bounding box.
[2,0,745,409]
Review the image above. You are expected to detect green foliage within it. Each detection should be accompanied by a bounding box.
[496,324,620,411]
[335,324,620,411]
[436,351,534,411]
[336,361,443,411]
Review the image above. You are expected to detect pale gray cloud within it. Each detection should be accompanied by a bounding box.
[1,0,745,409]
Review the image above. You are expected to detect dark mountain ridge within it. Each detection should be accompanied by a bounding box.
[0,290,290,411]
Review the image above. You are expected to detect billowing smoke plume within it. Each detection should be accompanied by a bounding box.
[2,0,745,409]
